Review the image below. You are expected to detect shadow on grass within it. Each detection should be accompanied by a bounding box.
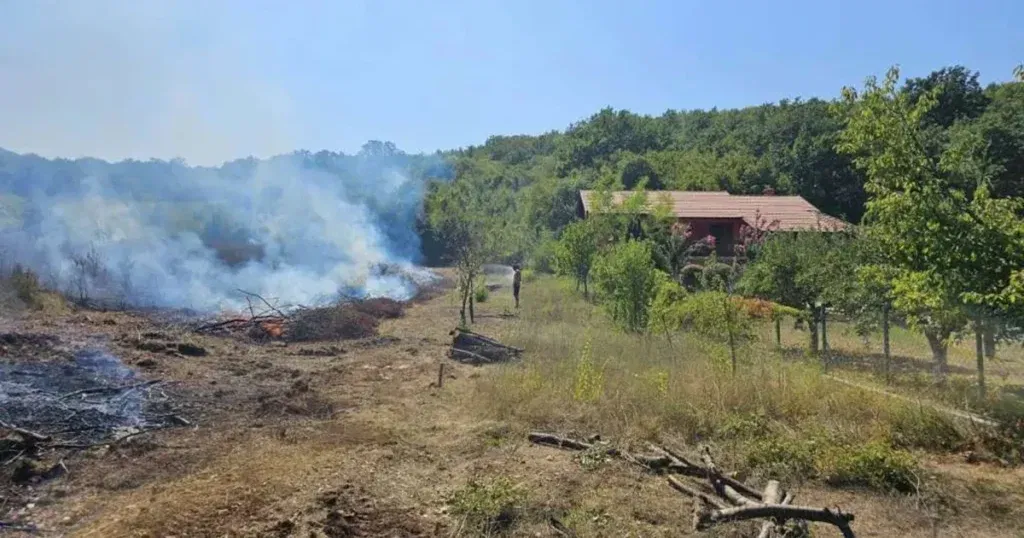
[778,346,975,377]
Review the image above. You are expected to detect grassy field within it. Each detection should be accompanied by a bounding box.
[463,274,1024,534]
[4,270,1024,537]
[474,277,999,472]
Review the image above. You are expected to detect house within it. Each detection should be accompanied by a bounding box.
[576,190,849,255]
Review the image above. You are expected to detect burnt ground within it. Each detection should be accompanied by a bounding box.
[0,277,461,537]
[1,271,1023,537]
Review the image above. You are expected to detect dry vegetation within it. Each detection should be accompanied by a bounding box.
[1,270,1023,537]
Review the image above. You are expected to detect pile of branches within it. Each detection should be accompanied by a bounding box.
[192,289,293,340]
[194,289,406,342]
[529,432,856,538]
[448,327,523,364]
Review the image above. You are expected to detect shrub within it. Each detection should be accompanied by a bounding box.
[474,280,489,303]
[821,442,919,493]
[554,220,598,295]
[448,476,526,534]
[649,278,688,334]
[529,235,560,274]
[591,240,663,332]
[653,291,756,345]
[886,406,965,451]
[520,268,536,283]
[745,435,819,480]
[9,265,42,307]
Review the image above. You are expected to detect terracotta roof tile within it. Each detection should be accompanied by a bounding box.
[578,190,848,231]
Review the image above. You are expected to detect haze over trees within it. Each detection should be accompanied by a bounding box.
[2,63,1023,391]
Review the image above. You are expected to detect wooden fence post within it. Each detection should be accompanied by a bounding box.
[882,303,891,385]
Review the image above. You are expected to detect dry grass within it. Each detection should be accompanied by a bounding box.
[8,270,1024,538]
[474,278,961,446]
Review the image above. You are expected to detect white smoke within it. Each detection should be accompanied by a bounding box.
[0,150,446,311]
[0,3,448,310]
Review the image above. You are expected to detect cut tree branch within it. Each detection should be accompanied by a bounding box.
[0,419,51,442]
[696,504,854,538]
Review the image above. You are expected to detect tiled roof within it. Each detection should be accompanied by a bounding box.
[578,190,849,231]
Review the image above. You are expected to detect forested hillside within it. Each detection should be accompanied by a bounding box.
[424,65,1024,267]
[2,64,1022,285]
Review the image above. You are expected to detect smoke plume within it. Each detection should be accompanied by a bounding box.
[0,148,448,311]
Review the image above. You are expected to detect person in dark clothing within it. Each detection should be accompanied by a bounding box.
[512,264,522,309]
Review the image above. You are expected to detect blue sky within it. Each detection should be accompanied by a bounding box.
[0,0,1020,165]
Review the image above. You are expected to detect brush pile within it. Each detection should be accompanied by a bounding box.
[193,289,406,342]
[448,327,523,364]
[529,432,856,538]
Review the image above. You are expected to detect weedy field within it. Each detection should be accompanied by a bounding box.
[1,272,1022,537]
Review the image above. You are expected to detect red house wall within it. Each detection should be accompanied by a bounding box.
[678,218,745,255]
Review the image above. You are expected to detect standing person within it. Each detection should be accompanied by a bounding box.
[512,264,522,309]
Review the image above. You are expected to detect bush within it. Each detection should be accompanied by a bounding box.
[474,280,489,303]
[448,476,526,534]
[822,442,919,493]
[652,290,755,345]
[591,240,663,332]
[886,407,965,451]
[554,219,597,294]
[529,235,560,274]
[4,264,45,306]
[745,435,819,480]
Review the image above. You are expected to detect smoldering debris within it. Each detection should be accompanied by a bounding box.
[0,343,185,463]
[193,290,409,343]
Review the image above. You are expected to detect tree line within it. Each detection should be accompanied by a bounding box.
[424,64,1024,400]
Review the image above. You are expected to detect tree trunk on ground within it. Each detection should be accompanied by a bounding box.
[924,330,949,383]
[583,277,589,300]
[774,318,781,348]
[468,282,475,324]
[975,321,986,399]
[882,303,891,384]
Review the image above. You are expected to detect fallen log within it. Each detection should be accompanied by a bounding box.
[529,432,603,452]
[529,432,855,537]
[668,476,728,510]
[756,480,784,538]
[450,327,522,364]
[451,327,524,352]
[696,504,854,538]
[450,348,497,365]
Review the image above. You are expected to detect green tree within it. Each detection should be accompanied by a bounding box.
[426,173,502,325]
[739,232,824,353]
[591,239,663,332]
[836,66,1024,385]
[554,219,598,297]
